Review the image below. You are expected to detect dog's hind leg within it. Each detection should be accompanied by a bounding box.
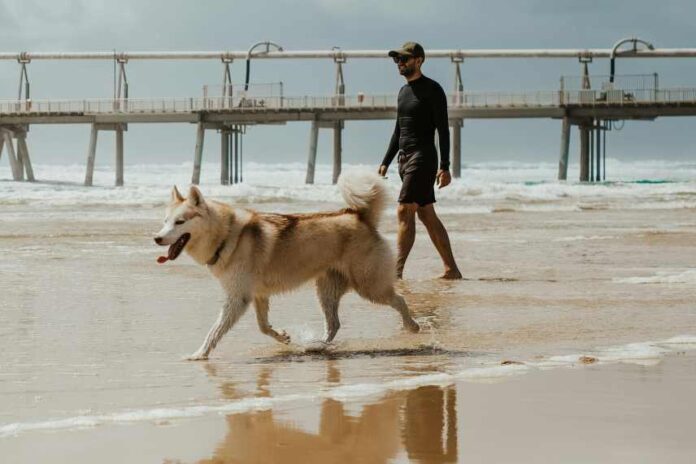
[254,297,291,344]
[187,295,251,361]
[357,286,420,334]
[350,249,420,334]
[384,291,420,333]
[316,270,349,343]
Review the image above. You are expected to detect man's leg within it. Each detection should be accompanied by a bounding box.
[417,203,462,279]
[396,202,418,279]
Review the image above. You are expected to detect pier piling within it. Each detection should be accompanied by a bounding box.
[557,117,571,180]
[595,123,602,182]
[221,129,229,185]
[579,122,590,182]
[332,121,342,184]
[233,129,239,184]
[115,126,124,186]
[191,122,205,185]
[15,136,24,179]
[305,121,319,184]
[1,128,34,182]
[84,124,99,186]
[16,132,34,182]
[451,119,462,178]
[3,131,21,181]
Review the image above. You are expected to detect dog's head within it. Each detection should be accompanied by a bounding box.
[153,185,207,263]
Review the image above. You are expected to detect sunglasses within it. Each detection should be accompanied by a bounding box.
[392,55,413,64]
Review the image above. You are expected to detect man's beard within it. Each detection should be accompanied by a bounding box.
[399,65,415,77]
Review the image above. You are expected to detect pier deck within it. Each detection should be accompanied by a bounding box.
[2,88,696,125]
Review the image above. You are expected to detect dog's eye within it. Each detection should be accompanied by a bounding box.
[175,219,185,225]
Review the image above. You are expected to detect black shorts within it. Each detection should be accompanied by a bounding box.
[397,151,438,206]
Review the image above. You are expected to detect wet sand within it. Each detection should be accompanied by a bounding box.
[3,353,695,463]
[1,203,695,462]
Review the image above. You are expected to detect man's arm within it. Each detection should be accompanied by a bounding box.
[433,84,450,171]
[380,119,400,170]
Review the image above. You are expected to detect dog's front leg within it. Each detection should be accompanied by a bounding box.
[254,297,291,344]
[187,295,250,361]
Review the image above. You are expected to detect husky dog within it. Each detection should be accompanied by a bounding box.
[154,173,420,360]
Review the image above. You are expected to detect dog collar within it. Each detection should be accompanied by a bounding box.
[206,238,227,266]
[206,216,235,266]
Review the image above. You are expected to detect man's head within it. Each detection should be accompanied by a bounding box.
[388,42,425,78]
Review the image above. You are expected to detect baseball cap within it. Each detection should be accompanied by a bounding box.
[388,42,425,59]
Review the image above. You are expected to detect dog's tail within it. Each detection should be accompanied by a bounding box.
[337,171,387,229]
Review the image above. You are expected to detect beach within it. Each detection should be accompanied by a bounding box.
[1,161,695,462]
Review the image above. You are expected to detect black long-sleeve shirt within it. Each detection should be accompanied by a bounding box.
[381,75,450,170]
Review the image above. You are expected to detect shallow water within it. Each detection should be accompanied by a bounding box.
[1,162,695,461]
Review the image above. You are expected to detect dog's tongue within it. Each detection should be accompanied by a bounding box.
[157,240,182,264]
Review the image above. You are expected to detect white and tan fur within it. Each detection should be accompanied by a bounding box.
[154,172,419,361]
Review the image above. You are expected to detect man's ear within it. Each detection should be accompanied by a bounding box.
[171,185,184,203]
[188,185,205,207]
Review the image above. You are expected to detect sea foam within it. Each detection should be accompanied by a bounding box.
[614,269,696,284]
[2,160,696,216]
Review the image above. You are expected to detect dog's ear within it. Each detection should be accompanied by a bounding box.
[188,185,205,207]
[171,185,184,203]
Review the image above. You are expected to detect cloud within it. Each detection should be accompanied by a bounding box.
[307,0,451,20]
[0,0,138,46]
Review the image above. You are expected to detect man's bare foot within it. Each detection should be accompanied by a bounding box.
[440,269,463,280]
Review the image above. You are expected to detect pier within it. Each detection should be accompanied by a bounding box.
[1,40,696,185]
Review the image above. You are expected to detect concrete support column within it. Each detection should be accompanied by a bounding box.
[332,121,342,184]
[84,124,99,186]
[579,122,590,182]
[233,129,239,184]
[451,119,462,178]
[558,117,571,180]
[16,133,35,182]
[15,136,24,179]
[3,132,21,181]
[115,126,124,186]
[306,121,319,184]
[191,122,205,185]
[221,129,229,185]
[595,123,602,182]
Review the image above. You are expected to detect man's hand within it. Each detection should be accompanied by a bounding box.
[436,169,451,189]
[378,165,388,177]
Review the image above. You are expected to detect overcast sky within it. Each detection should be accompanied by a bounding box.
[1,0,695,170]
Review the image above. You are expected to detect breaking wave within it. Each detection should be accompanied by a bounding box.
[1,160,696,216]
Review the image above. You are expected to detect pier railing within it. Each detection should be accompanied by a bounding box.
[2,88,696,115]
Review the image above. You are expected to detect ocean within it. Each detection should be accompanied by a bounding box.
[3,159,696,215]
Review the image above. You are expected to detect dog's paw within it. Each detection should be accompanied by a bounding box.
[185,352,209,361]
[405,320,420,334]
[305,340,332,353]
[275,330,291,344]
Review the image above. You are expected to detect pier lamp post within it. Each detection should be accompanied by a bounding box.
[609,37,654,83]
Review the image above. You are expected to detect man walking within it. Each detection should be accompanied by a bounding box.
[379,42,462,280]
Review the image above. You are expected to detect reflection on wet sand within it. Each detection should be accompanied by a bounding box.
[199,363,457,464]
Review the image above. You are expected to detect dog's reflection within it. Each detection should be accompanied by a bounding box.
[199,362,457,463]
